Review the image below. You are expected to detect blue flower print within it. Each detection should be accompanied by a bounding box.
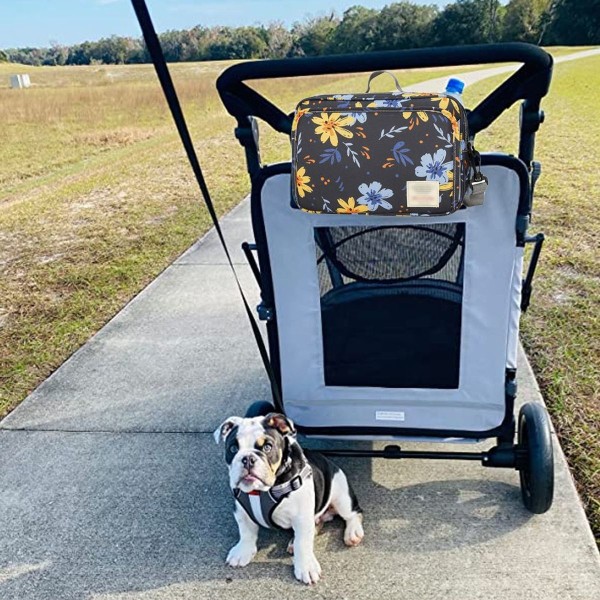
[367,98,406,109]
[357,181,394,211]
[341,106,367,125]
[347,111,367,124]
[415,149,453,183]
[382,98,405,108]
[334,94,354,109]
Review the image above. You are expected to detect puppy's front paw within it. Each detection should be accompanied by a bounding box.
[344,514,364,547]
[294,554,321,585]
[226,542,257,567]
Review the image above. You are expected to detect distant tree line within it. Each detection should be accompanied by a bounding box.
[4,0,598,67]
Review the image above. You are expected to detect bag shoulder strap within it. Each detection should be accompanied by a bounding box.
[131,0,282,407]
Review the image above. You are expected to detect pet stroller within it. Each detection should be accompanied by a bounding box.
[214,43,554,514]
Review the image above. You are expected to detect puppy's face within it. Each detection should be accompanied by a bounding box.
[214,413,295,493]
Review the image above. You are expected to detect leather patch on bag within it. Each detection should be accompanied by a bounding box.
[407,180,440,208]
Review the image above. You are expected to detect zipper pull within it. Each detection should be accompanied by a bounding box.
[464,143,487,206]
[466,142,481,171]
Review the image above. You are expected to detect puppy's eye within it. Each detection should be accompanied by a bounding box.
[229,444,238,454]
[263,443,273,453]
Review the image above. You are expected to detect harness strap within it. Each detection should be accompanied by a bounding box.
[130,0,282,407]
[271,463,313,499]
[233,463,313,529]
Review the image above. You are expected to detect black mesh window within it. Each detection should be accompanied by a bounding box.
[315,224,465,389]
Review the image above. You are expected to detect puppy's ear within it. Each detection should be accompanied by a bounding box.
[264,413,296,437]
[213,416,243,444]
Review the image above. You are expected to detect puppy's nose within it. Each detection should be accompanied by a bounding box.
[241,454,256,468]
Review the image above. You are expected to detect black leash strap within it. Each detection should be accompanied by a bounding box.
[130,0,282,407]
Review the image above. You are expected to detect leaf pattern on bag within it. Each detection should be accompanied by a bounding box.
[319,148,342,165]
[433,124,453,149]
[392,142,414,167]
[342,142,361,167]
[379,125,408,140]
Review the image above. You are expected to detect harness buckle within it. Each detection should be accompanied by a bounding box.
[290,475,303,491]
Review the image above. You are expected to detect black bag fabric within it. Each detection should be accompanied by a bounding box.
[291,73,482,216]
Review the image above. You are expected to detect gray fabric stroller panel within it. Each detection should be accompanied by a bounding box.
[260,163,523,435]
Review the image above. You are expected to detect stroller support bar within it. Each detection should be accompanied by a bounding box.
[217,43,553,156]
[320,444,522,468]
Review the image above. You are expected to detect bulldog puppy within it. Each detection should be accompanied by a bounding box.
[214,412,364,585]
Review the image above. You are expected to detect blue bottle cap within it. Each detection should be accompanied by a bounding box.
[446,77,465,94]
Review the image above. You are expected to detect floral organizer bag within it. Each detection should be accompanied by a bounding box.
[291,70,487,216]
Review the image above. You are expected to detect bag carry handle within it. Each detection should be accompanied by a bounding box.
[365,70,404,93]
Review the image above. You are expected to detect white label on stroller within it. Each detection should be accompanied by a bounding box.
[376,411,405,422]
[407,181,439,207]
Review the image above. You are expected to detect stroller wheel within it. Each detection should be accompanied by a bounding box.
[517,402,554,514]
[245,401,275,418]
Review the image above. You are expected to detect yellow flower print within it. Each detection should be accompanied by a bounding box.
[437,97,450,111]
[439,170,454,196]
[336,197,369,214]
[439,108,461,140]
[430,96,460,113]
[402,110,429,130]
[449,119,461,141]
[295,166,313,198]
[312,112,354,147]
[292,108,309,132]
[431,97,461,139]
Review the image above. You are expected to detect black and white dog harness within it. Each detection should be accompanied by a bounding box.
[233,463,313,529]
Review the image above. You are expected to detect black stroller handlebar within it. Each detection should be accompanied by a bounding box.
[217,42,552,160]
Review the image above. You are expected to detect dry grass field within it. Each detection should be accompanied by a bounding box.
[0,49,598,541]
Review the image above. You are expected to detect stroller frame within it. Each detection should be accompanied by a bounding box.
[217,43,554,513]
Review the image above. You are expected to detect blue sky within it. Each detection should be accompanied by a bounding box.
[0,0,463,48]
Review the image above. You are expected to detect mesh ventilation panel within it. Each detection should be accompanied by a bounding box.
[315,224,465,389]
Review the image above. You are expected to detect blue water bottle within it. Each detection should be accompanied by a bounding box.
[445,77,465,103]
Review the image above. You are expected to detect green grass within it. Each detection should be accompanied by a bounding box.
[0,47,598,542]
[464,55,600,544]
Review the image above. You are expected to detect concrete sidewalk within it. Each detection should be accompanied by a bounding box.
[1,198,599,600]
